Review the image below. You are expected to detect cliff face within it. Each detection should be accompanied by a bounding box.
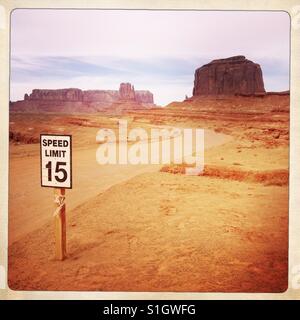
[135,90,154,104]
[23,83,154,105]
[82,90,119,103]
[193,56,266,96]
[119,83,136,100]
[25,88,83,101]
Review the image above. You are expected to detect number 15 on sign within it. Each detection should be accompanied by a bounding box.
[40,134,72,189]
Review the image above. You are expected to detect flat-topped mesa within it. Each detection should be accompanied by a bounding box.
[25,88,83,101]
[82,90,119,103]
[193,56,266,96]
[23,83,154,105]
[135,90,154,104]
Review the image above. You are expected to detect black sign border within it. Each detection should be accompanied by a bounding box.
[40,133,73,189]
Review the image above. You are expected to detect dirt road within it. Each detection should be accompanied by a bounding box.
[9,129,230,244]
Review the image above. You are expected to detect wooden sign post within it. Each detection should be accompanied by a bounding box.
[40,134,72,261]
[54,188,66,260]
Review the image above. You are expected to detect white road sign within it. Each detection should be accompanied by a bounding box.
[40,134,72,189]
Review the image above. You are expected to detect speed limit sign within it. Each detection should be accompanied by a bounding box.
[40,134,72,189]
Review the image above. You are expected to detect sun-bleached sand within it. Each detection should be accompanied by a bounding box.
[8,94,289,292]
[8,170,288,292]
[9,119,229,244]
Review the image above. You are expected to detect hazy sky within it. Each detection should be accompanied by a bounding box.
[11,9,290,105]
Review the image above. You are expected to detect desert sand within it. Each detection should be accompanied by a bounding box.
[8,94,289,292]
[8,115,229,243]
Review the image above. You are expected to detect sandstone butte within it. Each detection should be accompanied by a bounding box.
[24,83,154,104]
[11,82,154,114]
[11,56,289,114]
[193,55,267,96]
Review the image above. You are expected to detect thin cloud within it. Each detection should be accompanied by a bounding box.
[10,9,290,105]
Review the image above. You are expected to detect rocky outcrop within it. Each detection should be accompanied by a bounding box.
[23,83,154,105]
[135,90,154,104]
[119,83,136,100]
[193,56,266,96]
[82,90,119,103]
[27,88,83,101]
[266,91,290,96]
[12,83,154,113]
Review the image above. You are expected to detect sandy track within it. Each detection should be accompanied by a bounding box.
[8,172,288,292]
[9,129,230,244]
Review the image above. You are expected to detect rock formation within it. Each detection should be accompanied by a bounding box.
[12,83,155,113]
[82,90,119,103]
[193,56,266,96]
[135,90,154,104]
[22,83,154,105]
[119,83,136,100]
[27,88,83,101]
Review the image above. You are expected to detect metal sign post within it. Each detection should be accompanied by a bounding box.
[40,134,72,261]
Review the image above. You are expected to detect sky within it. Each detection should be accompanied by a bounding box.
[10,9,290,106]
